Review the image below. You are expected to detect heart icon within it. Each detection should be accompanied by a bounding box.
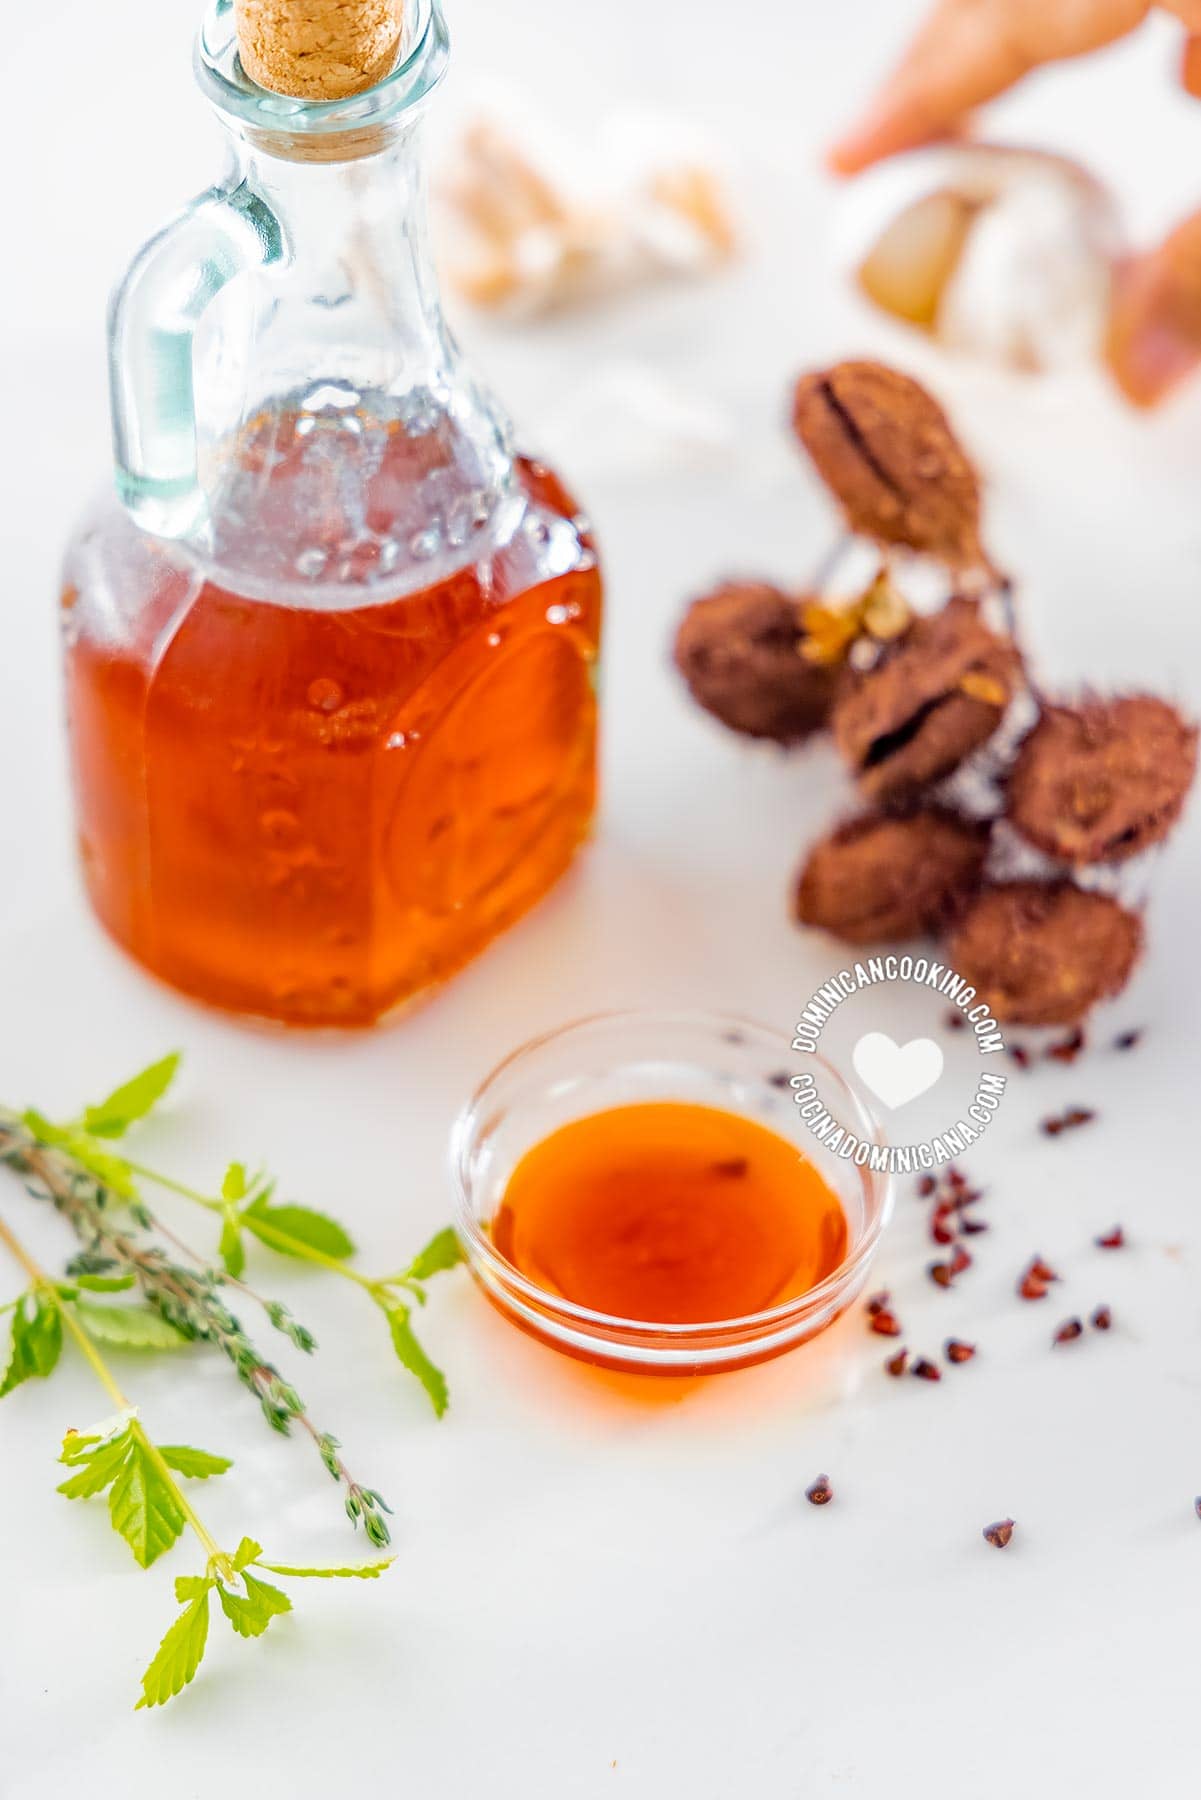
[852,1032,944,1110]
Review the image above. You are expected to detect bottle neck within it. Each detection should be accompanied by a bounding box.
[226,116,455,393]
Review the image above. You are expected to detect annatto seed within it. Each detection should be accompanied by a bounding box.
[866,1290,891,1316]
[806,1474,833,1506]
[928,1261,954,1289]
[945,1339,975,1364]
[885,1348,909,1377]
[1096,1226,1125,1250]
[983,1518,1014,1548]
[1091,1305,1112,1331]
[1019,1271,1049,1300]
[870,1309,902,1337]
[1053,1317,1084,1345]
[950,1244,972,1275]
[912,1357,941,1382]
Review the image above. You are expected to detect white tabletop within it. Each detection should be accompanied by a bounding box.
[4,1,1201,1792]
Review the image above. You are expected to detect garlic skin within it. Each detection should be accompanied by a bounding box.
[841,145,1121,372]
[436,105,736,316]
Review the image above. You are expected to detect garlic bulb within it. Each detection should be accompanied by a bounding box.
[842,145,1121,372]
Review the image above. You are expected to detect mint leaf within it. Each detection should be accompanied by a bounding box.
[242,1202,355,1261]
[135,1592,210,1710]
[108,1435,186,1567]
[72,1272,137,1293]
[405,1226,464,1282]
[22,1113,140,1201]
[220,1162,248,1203]
[71,1299,189,1351]
[232,1536,263,1573]
[173,1575,213,1604]
[217,1572,292,1638]
[158,1445,232,1480]
[218,1209,245,1278]
[57,1427,134,1499]
[81,1053,181,1139]
[1,1294,63,1397]
[385,1304,448,1418]
[255,1558,393,1580]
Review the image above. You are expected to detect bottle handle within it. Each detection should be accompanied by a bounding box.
[108,183,283,541]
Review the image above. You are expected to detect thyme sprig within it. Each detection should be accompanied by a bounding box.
[0,1108,393,1548]
[7,1052,464,1418]
[0,1211,390,1710]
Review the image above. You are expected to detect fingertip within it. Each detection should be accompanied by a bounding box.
[1181,33,1201,98]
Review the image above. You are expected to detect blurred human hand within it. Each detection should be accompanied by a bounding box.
[830,0,1201,175]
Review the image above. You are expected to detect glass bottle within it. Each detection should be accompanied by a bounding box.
[62,0,601,1027]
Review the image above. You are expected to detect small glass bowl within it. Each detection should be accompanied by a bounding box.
[450,1009,893,1375]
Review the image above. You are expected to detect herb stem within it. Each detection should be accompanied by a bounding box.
[0,1210,133,1412]
[124,1157,379,1292]
[0,1207,231,1574]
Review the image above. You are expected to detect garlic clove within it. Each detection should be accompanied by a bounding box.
[843,144,1121,373]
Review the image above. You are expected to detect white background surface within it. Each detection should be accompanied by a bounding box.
[4,1,1201,1793]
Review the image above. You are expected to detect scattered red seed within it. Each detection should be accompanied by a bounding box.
[917,1174,937,1198]
[947,1168,968,1192]
[865,1290,891,1316]
[961,1217,989,1235]
[983,1518,1015,1549]
[1091,1305,1112,1331]
[1114,1029,1142,1052]
[945,1010,966,1032]
[1018,1270,1050,1301]
[870,1309,902,1338]
[1009,1045,1031,1070]
[931,1216,956,1245]
[928,1261,954,1289]
[885,1348,909,1378]
[805,1474,833,1506]
[1053,1317,1084,1345]
[950,1243,972,1276]
[1096,1226,1125,1250]
[1047,1027,1086,1064]
[912,1357,941,1382]
[1042,1106,1096,1137]
[1030,1257,1059,1283]
[945,1338,976,1364]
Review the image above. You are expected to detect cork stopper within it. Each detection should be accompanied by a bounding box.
[236,0,404,101]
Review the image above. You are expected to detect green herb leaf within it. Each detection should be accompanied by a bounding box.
[255,1558,394,1580]
[405,1226,464,1282]
[218,1213,245,1279]
[109,1434,187,1567]
[384,1303,449,1418]
[135,1592,210,1710]
[21,1113,141,1201]
[173,1574,213,1604]
[72,1272,137,1293]
[81,1054,181,1140]
[232,1536,263,1573]
[71,1298,190,1351]
[242,1201,356,1261]
[217,1571,292,1638]
[158,1445,232,1480]
[57,1427,135,1499]
[220,1162,248,1203]
[0,1293,63,1397]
